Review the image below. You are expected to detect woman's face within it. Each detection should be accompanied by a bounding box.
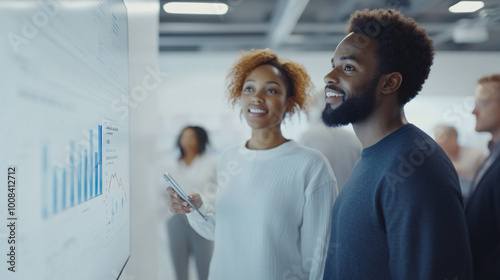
[239,64,289,131]
[179,128,199,155]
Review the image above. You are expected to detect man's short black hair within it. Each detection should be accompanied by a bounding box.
[347,9,434,105]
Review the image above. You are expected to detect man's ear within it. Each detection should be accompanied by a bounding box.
[380,72,403,95]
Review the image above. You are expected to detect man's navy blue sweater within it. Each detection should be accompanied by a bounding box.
[323,124,472,280]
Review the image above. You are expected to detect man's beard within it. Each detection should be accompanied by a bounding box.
[322,76,380,127]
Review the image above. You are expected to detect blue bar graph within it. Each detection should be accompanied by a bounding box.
[42,124,104,218]
[89,129,93,198]
[62,168,66,210]
[99,125,102,195]
[53,166,58,214]
[94,152,98,196]
[70,141,75,207]
[42,146,48,219]
[78,145,82,204]
[84,150,88,201]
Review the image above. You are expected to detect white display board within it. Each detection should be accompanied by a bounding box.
[0,1,130,279]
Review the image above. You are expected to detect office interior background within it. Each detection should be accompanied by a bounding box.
[147,1,500,279]
[1,0,499,279]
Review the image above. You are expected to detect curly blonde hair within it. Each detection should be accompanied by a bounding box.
[226,49,315,118]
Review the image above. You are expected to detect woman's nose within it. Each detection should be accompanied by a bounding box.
[251,89,264,103]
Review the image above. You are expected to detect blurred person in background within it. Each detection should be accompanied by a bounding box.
[299,90,362,191]
[164,125,217,280]
[465,73,500,279]
[433,124,486,200]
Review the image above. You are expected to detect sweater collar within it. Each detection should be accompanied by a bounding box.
[240,140,297,160]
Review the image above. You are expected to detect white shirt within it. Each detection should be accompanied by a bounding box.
[299,124,362,190]
[187,141,337,280]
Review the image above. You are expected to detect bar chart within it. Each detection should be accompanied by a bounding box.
[42,125,103,218]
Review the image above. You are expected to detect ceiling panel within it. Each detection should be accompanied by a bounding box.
[159,0,500,52]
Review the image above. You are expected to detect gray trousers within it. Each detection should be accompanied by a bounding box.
[167,214,213,280]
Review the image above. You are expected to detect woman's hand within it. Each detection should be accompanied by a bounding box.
[166,187,203,214]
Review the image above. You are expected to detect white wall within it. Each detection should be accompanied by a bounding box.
[157,50,500,153]
[121,1,161,280]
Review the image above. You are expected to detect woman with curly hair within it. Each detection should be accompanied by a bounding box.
[167,49,338,279]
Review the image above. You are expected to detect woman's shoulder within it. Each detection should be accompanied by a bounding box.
[218,142,244,157]
[289,141,335,176]
[289,141,329,161]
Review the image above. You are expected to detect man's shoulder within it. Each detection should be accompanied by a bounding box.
[395,125,445,162]
[369,127,441,167]
[369,126,459,194]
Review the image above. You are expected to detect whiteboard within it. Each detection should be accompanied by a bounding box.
[0,1,130,279]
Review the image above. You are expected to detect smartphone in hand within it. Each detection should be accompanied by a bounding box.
[163,172,207,221]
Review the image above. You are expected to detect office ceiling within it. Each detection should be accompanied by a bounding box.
[158,0,500,52]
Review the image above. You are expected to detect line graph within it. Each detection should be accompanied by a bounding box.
[107,173,128,202]
[105,171,128,228]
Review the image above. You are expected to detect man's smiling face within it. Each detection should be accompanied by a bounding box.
[322,32,382,127]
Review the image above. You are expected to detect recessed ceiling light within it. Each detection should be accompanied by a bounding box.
[449,1,484,13]
[163,2,228,15]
